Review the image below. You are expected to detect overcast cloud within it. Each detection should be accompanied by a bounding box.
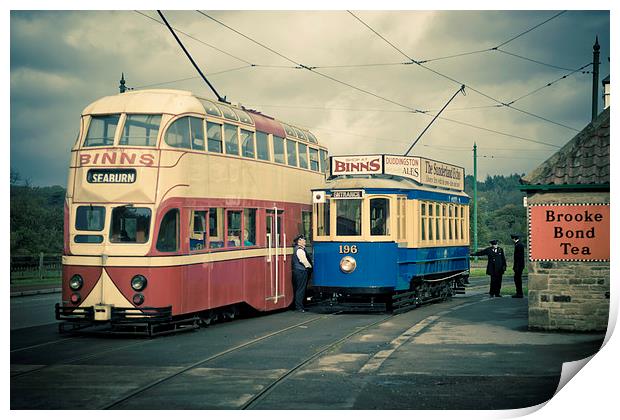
[9,9,610,186]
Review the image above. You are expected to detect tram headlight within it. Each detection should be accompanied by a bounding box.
[69,274,83,291]
[131,275,148,291]
[339,256,357,274]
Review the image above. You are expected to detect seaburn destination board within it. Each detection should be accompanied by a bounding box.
[330,154,464,191]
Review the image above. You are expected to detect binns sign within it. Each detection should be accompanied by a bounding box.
[529,204,610,261]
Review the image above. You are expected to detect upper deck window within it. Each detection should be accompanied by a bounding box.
[165,116,204,150]
[234,109,254,125]
[298,143,309,169]
[217,104,239,121]
[224,124,239,155]
[306,132,318,144]
[119,114,162,147]
[84,115,120,147]
[293,127,307,141]
[273,136,286,164]
[282,123,296,138]
[256,131,270,161]
[207,122,223,153]
[200,99,222,117]
[241,129,255,158]
[319,149,328,173]
[110,206,151,244]
[286,139,298,167]
[309,148,319,171]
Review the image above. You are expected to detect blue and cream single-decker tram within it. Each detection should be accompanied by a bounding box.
[311,154,470,311]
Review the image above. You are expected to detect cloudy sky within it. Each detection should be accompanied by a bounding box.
[9,8,611,187]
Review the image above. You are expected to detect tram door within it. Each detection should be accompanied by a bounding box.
[266,208,286,304]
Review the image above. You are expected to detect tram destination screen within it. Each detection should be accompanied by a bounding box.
[87,168,137,184]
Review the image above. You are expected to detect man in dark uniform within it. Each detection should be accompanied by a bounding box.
[511,234,525,298]
[292,235,312,312]
[472,240,507,297]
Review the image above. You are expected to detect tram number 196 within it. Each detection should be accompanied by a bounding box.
[339,245,358,254]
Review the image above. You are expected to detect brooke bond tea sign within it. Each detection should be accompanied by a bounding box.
[420,158,465,190]
[384,155,421,182]
[330,155,383,176]
[529,204,610,261]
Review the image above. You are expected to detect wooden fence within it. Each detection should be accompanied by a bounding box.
[10,254,62,284]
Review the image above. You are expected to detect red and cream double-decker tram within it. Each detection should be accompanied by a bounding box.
[56,89,328,335]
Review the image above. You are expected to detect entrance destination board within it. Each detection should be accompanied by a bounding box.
[330,154,465,191]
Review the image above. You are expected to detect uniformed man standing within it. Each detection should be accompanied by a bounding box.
[511,234,525,298]
[292,235,312,312]
[472,239,507,297]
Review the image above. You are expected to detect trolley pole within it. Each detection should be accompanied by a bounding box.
[473,143,478,262]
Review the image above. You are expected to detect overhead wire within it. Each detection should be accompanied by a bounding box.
[142,10,568,150]
[347,10,581,132]
[197,10,427,114]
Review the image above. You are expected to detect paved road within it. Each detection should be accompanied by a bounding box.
[10,293,61,330]
[10,281,605,410]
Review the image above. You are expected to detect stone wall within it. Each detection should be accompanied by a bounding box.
[528,260,609,331]
[526,191,610,331]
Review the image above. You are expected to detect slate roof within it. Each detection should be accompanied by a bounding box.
[521,107,610,187]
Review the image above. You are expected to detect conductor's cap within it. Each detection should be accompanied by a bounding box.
[489,239,499,245]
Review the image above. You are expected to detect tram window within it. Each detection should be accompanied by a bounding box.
[370,198,390,236]
[75,234,103,244]
[190,117,205,151]
[336,199,362,236]
[224,124,239,155]
[309,148,320,171]
[293,127,307,140]
[120,114,162,147]
[273,136,286,164]
[448,206,454,240]
[319,149,328,174]
[234,109,254,125]
[421,203,427,241]
[244,209,256,246]
[256,131,270,161]
[75,206,105,231]
[302,211,312,241]
[207,122,223,153]
[208,208,224,248]
[316,200,330,236]
[200,99,222,117]
[298,143,309,169]
[282,123,296,137]
[226,210,242,247]
[190,210,207,251]
[110,206,151,244]
[156,209,179,252]
[165,117,191,149]
[286,139,298,167]
[217,104,239,121]
[398,197,407,240]
[306,132,318,144]
[241,129,255,158]
[428,203,434,240]
[84,115,119,147]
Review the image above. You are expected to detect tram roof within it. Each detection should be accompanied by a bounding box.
[319,175,469,198]
[81,89,324,148]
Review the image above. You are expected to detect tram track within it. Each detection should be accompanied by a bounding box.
[101,312,337,409]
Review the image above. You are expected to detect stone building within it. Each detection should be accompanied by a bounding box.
[519,107,610,331]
